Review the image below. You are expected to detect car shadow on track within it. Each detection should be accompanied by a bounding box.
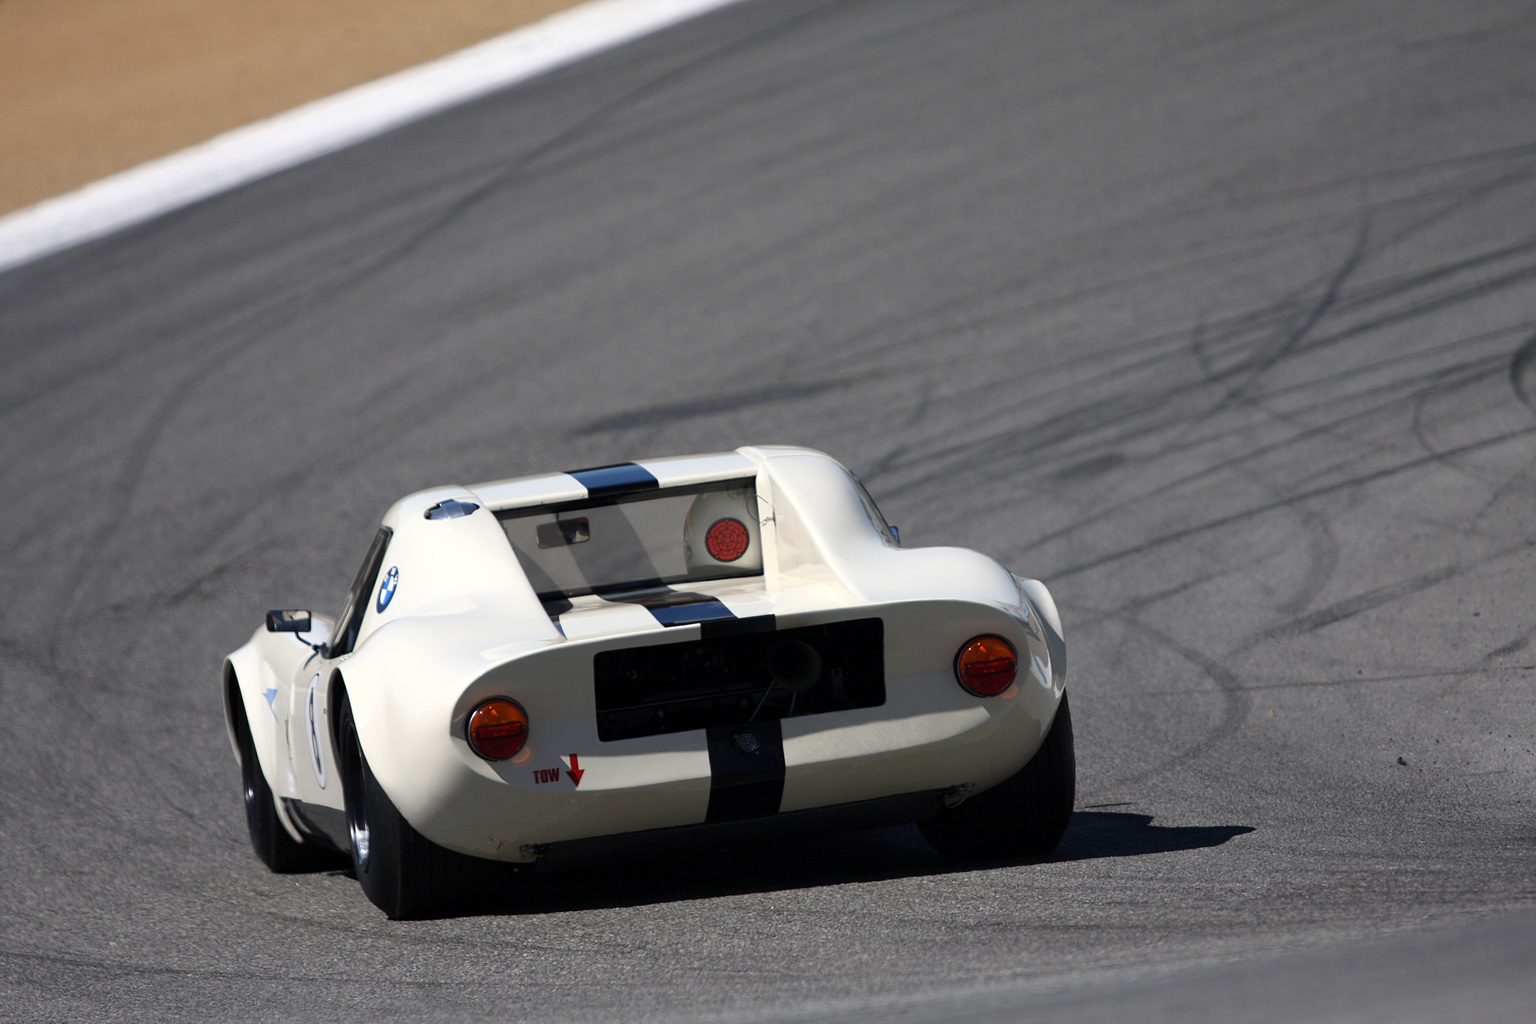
[1051,808,1255,862]
[400,808,1254,919]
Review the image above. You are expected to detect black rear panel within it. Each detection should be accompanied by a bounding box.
[594,618,885,742]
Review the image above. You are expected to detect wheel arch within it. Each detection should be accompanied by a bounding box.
[224,651,308,845]
[223,644,281,790]
[324,661,413,812]
[222,659,244,760]
[327,668,351,758]
[316,632,492,843]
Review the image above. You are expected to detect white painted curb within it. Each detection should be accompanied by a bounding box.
[0,0,743,274]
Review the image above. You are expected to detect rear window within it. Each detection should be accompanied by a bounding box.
[496,478,762,601]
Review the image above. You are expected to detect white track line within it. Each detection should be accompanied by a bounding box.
[0,0,743,275]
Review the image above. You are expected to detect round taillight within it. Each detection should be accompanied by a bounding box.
[955,635,1018,696]
[467,698,528,760]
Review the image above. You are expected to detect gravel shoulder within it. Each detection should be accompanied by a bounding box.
[0,0,585,215]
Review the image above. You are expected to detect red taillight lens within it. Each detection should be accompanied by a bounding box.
[955,636,1017,696]
[467,698,528,760]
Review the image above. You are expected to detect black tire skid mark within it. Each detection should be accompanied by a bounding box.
[1238,535,1530,662]
[798,236,1271,384]
[793,131,1536,395]
[1236,149,1536,314]
[568,379,853,436]
[1509,330,1536,414]
[0,189,465,575]
[1044,423,1536,582]
[19,347,268,847]
[858,442,913,484]
[1084,546,1519,793]
[1407,360,1517,483]
[878,349,1218,500]
[871,238,1536,520]
[1263,355,1514,493]
[1188,222,1368,422]
[873,234,1371,472]
[995,248,1536,577]
[1482,630,1535,662]
[959,370,1530,623]
[781,214,1381,466]
[918,350,1528,587]
[0,172,476,426]
[1312,269,1536,376]
[1065,542,1288,638]
[1458,329,1536,520]
[25,225,382,659]
[1077,604,1252,794]
[1172,229,1367,617]
[1192,158,1521,375]
[1251,138,1536,207]
[1470,461,1536,524]
[1256,564,1463,643]
[16,293,356,844]
[1290,238,1536,363]
[1184,221,1536,443]
[995,333,1525,561]
[1272,502,1343,618]
[314,0,885,297]
[43,350,239,689]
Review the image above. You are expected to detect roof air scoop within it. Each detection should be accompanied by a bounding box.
[425,499,480,521]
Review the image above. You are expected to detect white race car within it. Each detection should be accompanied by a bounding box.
[223,446,1073,918]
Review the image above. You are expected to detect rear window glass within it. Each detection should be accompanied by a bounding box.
[496,478,762,601]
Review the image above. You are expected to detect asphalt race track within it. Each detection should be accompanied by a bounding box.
[3,1,1535,1020]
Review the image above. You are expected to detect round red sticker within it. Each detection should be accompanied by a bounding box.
[705,518,750,562]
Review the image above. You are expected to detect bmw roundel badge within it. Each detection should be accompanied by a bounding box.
[376,566,399,613]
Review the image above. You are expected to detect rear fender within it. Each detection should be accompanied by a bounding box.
[1017,577,1066,689]
[325,616,547,832]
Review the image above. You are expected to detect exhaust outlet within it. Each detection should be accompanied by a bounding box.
[770,640,823,694]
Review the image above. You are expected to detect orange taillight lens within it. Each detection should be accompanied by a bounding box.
[955,635,1017,696]
[467,698,529,760]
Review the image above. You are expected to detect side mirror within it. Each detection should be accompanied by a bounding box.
[266,609,312,634]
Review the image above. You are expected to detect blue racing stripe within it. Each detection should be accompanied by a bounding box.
[647,598,737,627]
[603,587,739,628]
[567,462,659,498]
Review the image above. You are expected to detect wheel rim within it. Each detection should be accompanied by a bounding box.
[350,807,371,871]
[239,730,261,829]
[346,733,371,871]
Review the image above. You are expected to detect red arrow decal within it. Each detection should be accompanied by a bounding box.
[565,753,585,788]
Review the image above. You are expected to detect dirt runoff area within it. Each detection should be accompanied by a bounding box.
[0,0,588,216]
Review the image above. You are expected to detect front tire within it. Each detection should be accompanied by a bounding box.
[920,691,1076,860]
[338,695,470,919]
[234,696,329,873]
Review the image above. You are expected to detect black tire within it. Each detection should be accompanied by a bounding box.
[920,691,1076,860]
[234,695,329,873]
[338,695,469,919]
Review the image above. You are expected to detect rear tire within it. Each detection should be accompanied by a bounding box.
[234,696,329,873]
[338,695,471,919]
[920,691,1075,860]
